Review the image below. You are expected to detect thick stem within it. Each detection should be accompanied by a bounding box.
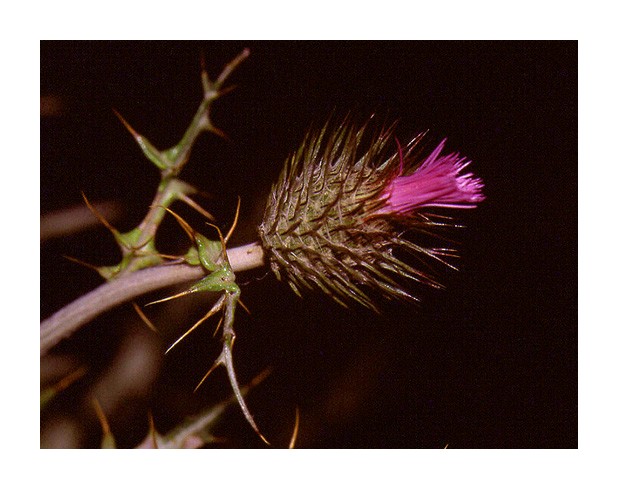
[40,242,265,357]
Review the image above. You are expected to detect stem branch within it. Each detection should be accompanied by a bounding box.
[41,242,265,356]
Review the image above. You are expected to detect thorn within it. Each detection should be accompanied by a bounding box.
[92,397,110,433]
[112,108,140,139]
[192,186,215,200]
[195,200,236,267]
[248,367,273,388]
[81,191,121,240]
[148,411,159,449]
[206,122,231,141]
[220,340,271,446]
[114,109,169,170]
[394,136,404,175]
[238,298,251,315]
[164,295,226,354]
[224,196,241,244]
[200,52,212,89]
[132,302,158,333]
[212,315,224,338]
[155,206,195,242]
[52,366,87,393]
[178,194,215,222]
[145,288,195,307]
[199,50,207,75]
[92,397,116,449]
[215,84,238,98]
[288,407,300,449]
[193,357,223,393]
[204,221,227,257]
[155,253,186,262]
[214,48,250,89]
[62,254,101,274]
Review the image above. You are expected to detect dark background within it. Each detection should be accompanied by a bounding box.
[40,41,577,448]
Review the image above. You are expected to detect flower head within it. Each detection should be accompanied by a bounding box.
[258,119,485,310]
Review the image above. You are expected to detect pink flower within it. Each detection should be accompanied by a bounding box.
[379,139,485,216]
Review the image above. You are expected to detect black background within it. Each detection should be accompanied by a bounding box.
[40,41,577,448]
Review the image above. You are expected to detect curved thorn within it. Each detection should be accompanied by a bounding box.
[221,341,270,446]
[225,197,241,244]
[204,221,227,257]
[81,191,120,238]
[155,206,195,242]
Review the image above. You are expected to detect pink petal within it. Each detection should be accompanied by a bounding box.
[381,139,485,215]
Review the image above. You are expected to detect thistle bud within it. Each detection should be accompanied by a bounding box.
[258,120,485,310]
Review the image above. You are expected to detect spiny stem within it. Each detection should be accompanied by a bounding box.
[130,178,197,250]
[217,292,270,445]
[40,242,265,357]
[165,48,249,175]
[102,49,249,278]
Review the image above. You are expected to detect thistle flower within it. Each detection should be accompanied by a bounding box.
[377,138,485,215]
[258,120,485,311]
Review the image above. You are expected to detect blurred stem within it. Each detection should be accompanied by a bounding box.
[40,200,122,241]
[137,368,271,449]
[40,242,265,356]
